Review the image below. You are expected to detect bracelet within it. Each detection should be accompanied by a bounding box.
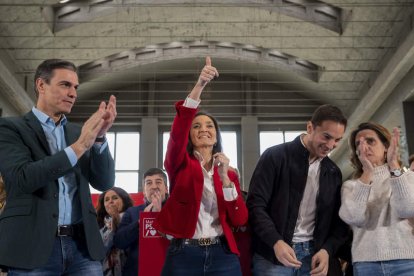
[223,182,234,188]
[95,136,106,143]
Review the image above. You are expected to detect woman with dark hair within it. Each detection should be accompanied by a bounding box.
[96,187,133,276]
[339,122,414,276]
[154,57,248,276]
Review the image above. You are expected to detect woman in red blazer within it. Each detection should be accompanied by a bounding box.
[154,57,248,275]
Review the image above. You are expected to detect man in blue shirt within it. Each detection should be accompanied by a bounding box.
[0,59,116,275]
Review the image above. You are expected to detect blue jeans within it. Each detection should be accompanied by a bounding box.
[161,238,242,276]
[354,259,414,276]
[8,237,102,276]
[253,241,315,276]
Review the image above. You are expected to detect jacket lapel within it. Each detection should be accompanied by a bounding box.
[64,123,79,146]
[24,111,51,155]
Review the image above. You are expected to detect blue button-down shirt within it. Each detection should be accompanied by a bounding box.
[32,107,108,225]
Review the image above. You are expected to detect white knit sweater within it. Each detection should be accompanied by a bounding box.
[339,165,414,263]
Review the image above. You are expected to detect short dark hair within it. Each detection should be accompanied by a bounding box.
[33,59,77,98]
[96,187,133,228]
[311,104,347,129]
[143,168,168,186]
[186,111,223,155]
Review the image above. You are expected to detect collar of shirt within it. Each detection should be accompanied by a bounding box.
[32,107,67,128]
[299,133,323,165]
[193,150,214,176]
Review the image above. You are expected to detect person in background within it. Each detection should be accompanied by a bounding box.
[153,57,248,276]
[96,187,133,276]
[113,168,168,276]
[247,103,349,276]
[409,154,414,171]
[339,122,414,276]
[0,59,116,275]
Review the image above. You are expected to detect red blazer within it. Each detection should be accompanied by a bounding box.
[154,101,248,255]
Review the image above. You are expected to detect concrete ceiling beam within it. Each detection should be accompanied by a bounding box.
[330,13,414,177]
[0,53,34,115]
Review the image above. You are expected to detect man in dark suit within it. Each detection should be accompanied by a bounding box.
[114,168,168,276]
[0,59,116,275]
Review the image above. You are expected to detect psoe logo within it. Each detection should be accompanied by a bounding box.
[143,218,160,238]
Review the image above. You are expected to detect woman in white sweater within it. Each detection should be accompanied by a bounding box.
[339,122,414,276]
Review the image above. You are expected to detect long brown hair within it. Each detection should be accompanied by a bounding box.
[349,122,400,178]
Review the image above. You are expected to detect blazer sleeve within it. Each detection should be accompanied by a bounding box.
[0,118,73,194]
[339,179,371,228]
[223,172,248,227]
[113,207,140,250]
[246,148,284,249]
[164,101,197,192]
[87,144,115,191]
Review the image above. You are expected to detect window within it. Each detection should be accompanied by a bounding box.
[221,131,238,169]
[90,132,140,194]
[260,131,284,154]
[285,131,304,142]
[260,130,304,154]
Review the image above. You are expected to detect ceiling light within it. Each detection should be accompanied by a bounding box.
[59,0,70,3]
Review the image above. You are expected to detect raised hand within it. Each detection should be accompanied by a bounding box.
[71,95,117,159]
[387,127,400,170]
[189,56,219,101]
[273,240,302,268]
[97,95,117,138]
[144,191,162,212]
[106,205,120,231]
[213,152,231,185]
[357,138,374,173]
[357,138,374,184]
[198,56,219,87]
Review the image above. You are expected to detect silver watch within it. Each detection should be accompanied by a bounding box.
[390,167,407,177]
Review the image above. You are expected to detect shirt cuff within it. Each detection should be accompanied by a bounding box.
[64,147,78,167]
[183,97,200,109]
[93,140,109,154]
[223,186,238,201]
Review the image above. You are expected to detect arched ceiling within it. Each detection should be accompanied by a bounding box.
[0,0,414,178]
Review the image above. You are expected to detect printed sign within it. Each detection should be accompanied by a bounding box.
[138,212,170,276]
[143,217,162,238]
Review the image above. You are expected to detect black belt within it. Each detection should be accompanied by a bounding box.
[56,224,84,238]
[174,236,224,247]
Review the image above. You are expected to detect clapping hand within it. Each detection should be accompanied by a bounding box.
[387,127,400,170]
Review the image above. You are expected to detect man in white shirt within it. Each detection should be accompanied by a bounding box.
[247,104,349,276]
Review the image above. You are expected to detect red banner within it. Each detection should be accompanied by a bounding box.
[138,212,170,276]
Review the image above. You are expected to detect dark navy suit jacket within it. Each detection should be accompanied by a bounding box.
[0,111,115,269]
[113,203,147,276]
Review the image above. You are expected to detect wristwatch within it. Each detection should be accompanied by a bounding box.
[95,135,106,143]
[390,167,407,177]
